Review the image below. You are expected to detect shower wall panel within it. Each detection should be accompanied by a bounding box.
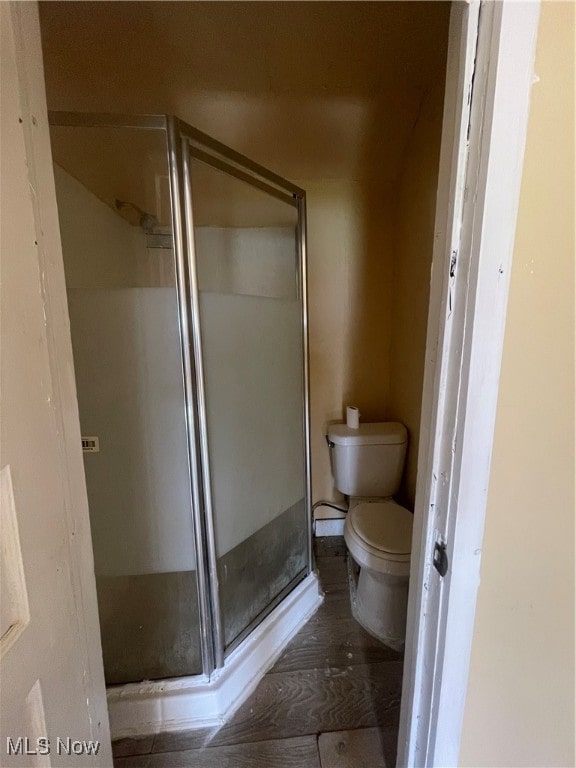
[56,167,195,577]
[187,152,308,652]
[199,290,305,558]
[53,138,202,682]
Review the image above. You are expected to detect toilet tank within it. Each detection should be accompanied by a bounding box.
[327,422,408,497]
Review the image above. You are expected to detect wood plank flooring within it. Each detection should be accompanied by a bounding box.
[114,539,403,767]
[318,728,387,768]
[116,736,321,768]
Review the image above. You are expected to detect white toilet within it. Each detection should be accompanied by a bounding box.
[327,421,413,651]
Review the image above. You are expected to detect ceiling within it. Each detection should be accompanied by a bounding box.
[40,2,450,186]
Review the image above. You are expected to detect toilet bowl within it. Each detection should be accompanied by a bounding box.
[344,499,412,650]
[327,421,413,650]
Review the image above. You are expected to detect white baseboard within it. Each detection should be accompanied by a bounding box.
[107,572,323,739]
[314,518,346,537]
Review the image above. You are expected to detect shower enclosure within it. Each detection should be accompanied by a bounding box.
[49,112,312,685]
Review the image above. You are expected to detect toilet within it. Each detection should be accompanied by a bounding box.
[327,421,413,651]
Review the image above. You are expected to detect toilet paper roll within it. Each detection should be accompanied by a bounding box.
[346,405,360,429]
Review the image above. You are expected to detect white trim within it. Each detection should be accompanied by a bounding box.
[314,518,346,537]
[107,572,323,739]
[398,2,541,766]
[398,3,481,763]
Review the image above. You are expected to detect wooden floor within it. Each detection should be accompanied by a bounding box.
[113,539,403,767]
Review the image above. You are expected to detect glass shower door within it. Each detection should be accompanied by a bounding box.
[181,134,310,654]
[49,112,311,680]
[49,120,203,683]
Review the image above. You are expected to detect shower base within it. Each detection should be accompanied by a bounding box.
[106,571,322,739]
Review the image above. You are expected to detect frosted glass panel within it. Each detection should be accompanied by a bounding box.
[190,157,307,649]
[51,125,202,683]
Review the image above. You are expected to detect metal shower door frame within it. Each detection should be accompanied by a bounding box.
[171,115,311,671]
[48,110,312,678]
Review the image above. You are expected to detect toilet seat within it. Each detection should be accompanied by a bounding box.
[344,500,412,576]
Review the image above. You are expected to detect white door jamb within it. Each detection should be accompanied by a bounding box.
[397,2,541,766]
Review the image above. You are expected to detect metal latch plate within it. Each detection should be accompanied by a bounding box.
[433,540,448,577]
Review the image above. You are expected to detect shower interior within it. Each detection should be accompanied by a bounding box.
[50,113,312,686]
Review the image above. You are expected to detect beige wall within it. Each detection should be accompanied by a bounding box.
[460,3,575,765]
[305,179,395,506]
[388,81,445,508]
[308,82,447,512]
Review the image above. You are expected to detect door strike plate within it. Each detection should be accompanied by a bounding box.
[433,540,449,577]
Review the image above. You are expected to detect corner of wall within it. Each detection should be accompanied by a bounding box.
[387,80,446,508]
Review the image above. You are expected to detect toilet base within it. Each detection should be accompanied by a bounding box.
[348,557,408,652]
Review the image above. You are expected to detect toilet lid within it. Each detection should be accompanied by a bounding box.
[350,501,413,555]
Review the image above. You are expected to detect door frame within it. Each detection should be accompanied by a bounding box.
[397,2,541,765]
